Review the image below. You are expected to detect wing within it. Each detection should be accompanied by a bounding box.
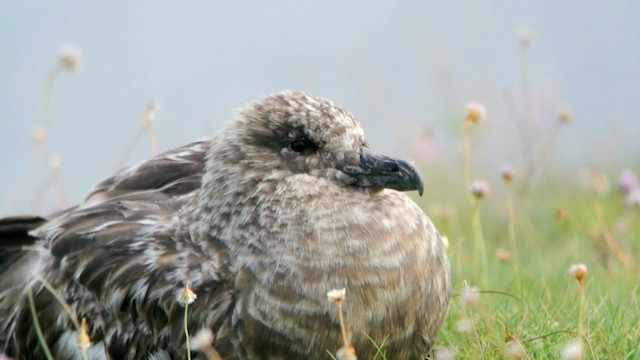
[1,140,236,359]
[0,215,46,273]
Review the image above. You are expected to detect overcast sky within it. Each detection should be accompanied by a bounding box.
[1,1,639,214]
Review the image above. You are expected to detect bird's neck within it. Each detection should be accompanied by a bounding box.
[178,139,264,253]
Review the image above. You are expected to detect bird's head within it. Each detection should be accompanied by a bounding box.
[225,90,423,195]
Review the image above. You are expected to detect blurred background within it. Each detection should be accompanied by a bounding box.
[2,0,639,215]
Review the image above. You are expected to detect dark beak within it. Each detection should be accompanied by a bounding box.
[339,150,424,196]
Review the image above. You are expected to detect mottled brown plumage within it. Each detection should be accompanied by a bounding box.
[0,91,450,359]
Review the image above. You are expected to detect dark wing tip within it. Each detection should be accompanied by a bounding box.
[0,215,46,245]
[0,215,46,272]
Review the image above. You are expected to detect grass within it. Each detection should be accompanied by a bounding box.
[414,174,640,358]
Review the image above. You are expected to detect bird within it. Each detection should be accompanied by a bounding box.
[0,90,451,359]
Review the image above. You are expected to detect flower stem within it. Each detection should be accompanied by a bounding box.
[184,301,192,360]
[472,200,488,286]
[505,181,519,271]
[577,280,586,338]
[337,301,349,347]
[462,124,473,203]
[27,287,55,360]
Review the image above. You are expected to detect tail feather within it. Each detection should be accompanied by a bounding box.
[0,216,46,273]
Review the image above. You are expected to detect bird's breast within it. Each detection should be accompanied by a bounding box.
[221,179,449,358]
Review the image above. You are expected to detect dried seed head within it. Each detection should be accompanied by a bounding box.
[560,339,584,360]
[58,44,84,72]
[465,101,487,124]
[501,165,516,182]
[569,264,588,282]
[516,27,532,47]
[557,106,574,124]
[496,249,511,262]
[31,125,48,145]
[178,283,197,306]
[555,207,568,221]
[77,318,91,349]
[327,288,347,304]
[470,180,491,200]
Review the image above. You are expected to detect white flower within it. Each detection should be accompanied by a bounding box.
[461,286,480,307]
[189,328,214,351]
[455,318,474,334]
[504,339,526,359]
[335,345,357,360]
[433,347,456,360]
[327,288,346,303]
[465,101,487,124]
[561,339,583,360]
[58,44,84,71]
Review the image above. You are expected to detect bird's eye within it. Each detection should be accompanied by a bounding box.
[289,138,317,154]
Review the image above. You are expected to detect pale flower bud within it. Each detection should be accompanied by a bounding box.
[471,180,491,200]
[50,155,62,174]
[516,27,532,47]
[557,106,573,124]
[569,264,588,282]
[31,125,48,145]
[501,165,516,182]
[465,101,487,124]
[58,44,84,72]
